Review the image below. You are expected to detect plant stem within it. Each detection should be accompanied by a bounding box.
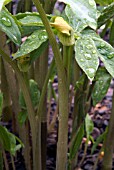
[10,155,16,170]
[32,1,69,169]
[37,59,55,117]
[0,150,3,170]
[3,150,9,170]
[0,48,37,170]
[102,89,114,170]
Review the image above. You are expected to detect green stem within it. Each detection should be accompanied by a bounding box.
[67,45,73,87]
[32,1,69,169]
[102,89,114,170]
[0,150,3,170]
[10,155,16,170]
[37,59,55,116]
[0,48,37,169]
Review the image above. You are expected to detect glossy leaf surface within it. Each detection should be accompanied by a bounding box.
[95,0,114,5]
[93,36,114,77]
[92,68,111,106]
[0,7,21,45]
[13,30,48,59]
[75,36,99,80]
[30,40,48,63]
[98,2,114,28]
[59,0,97,33]
[0,0,11,11]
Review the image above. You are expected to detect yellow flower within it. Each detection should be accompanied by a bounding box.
[50,17,73,36]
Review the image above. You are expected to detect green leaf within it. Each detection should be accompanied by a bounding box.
[18,15,43,26]
[0,7,21,45]
[98,2,114,28]
[93,36,114,77]
[30,40,48,63]
[85,114,94,139]
[75,36,99,81]
[59,0,97,33]
[69,123,84,160]
[19,79,40,109]
[21,26,42,36]
[0,93,3,119]
[8,132,23,155]
[18,111,28,126]
[0,0,11,11]
[0,125,10,151]
[13,30,48,59]
[95,0,114,6]
[92,68,111,106]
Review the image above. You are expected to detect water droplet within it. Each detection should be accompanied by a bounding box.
[1,16,12,27]
[31,35,36,39]
[89,0,95,6]
[87,45,93,49]
[101,43,105,47]
[80,50,83,54]
[99,80,103,85]
[92,50,96,54]
[29,41,34,45]
[93,90,98,97]
[12,35,18,42]
[86,68,95,78]
[107,52,114,59]
[80,58,84,62]
[43,35,47,39]
[84,53,92,60]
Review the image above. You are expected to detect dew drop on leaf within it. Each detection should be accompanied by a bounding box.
[89,0,95,6]
[87,45,93,49]
[101,43,105,47]
[107,52,114,59]
[86,68,95,78]
[84,53,92,60]
[99,80,103,85]
[80,58,84,62]
[92,50,96,54]
[31,35,36,39]
[1,16,12,27]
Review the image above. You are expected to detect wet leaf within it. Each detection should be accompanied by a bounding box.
[98,2,114,28]
[30,40,48,63]
[0,7,21,45]
[59,0,97,33]
[85,114,94,139]
[93,36,114,77]
[0,0,11,11]
[92,68,111,106]
[75,36,99,81]
[95,0,113,6]
[18,15,43,26]
[13,30,48,59]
